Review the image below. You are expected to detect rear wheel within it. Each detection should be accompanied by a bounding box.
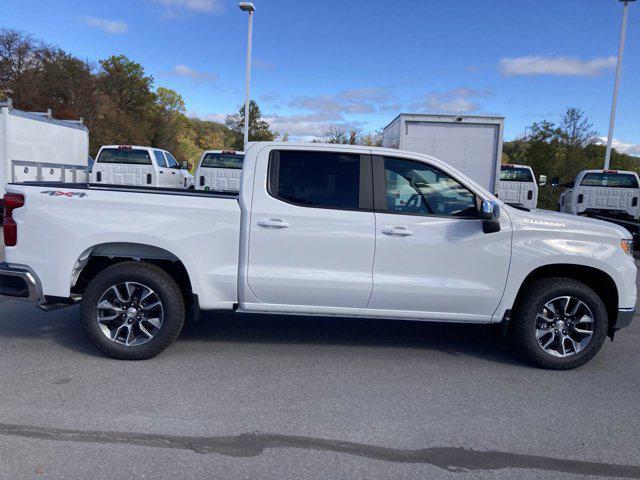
[510,277,608,369]
[80,262,185,360]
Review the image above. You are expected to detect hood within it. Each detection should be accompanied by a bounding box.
[505,206,632,240]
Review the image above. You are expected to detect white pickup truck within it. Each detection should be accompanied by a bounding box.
[0,143,636,369]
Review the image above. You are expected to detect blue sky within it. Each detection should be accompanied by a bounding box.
[2,0,639,154]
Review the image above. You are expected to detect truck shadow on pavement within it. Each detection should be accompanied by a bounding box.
[0,302,524,366]
[182,310,525,367]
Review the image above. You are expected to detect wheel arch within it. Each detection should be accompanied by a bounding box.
[512,263,618,335]
[71,242,195,308]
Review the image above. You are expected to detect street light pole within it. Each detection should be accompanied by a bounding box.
[604,0,635,170]
[239,2,255,149]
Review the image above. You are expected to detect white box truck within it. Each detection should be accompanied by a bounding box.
[0,99,89,203]
[382,114,504,193]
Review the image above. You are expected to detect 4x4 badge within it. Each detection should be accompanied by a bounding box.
[41,190,88,198]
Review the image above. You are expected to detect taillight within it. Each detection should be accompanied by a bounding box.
[200,176,205,186]
[3,193,24,247]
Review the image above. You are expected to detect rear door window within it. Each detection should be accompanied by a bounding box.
[201,153,245,169]
[580,173,639,188]
[97,148,152,165]
[500,166,534,182]
[269,150,362,210]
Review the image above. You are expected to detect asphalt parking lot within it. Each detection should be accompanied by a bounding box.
[0,242,639,479]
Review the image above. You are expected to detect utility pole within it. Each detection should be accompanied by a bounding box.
[604,0,635,169]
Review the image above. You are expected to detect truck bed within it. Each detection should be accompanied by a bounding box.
[4,181,241,310]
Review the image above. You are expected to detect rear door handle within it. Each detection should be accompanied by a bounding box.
[257,219,290,229]
[382,226,413,236]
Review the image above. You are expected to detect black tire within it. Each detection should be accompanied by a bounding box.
[510,277,608,370]
[80,262,185,360]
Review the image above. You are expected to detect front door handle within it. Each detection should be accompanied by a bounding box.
[382,226,413,237]
[257,219,290,229]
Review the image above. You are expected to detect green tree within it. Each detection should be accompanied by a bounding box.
[225,100,276,150]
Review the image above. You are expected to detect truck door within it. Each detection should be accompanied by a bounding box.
[247,149,375,309]
[367,156,511,320]
[164,151,183,188]
[153,150,170,187]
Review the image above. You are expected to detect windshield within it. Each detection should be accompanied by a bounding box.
[580,173,639,188]
[201,153,244,169]
[500,166,534,182]
[97,148,151,165]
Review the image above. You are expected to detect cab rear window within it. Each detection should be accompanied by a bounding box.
[201,153,244,169]
[580,173,639,188]
[500,166,533,182]
[97,148,152,165]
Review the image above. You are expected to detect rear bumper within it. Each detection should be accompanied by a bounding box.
[613,307,635,330]
[0,263,43,303]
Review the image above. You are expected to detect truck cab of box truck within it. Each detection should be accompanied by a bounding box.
[560,170,640,218]
[91,146,189,189]
[194,150,244,192]
[496,164,539,209]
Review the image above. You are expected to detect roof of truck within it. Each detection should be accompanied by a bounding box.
[100,145,167,151]
[1,100,88,132]
[579,169,637,175]
[383,113,505,131]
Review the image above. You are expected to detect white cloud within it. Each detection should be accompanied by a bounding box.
[411,87,488,113]
[499,55,616,76]
[151,0,225,16]
[291,88,398,116]
[81,17,128,34]
[265,113,351,138]
[254,59,276,70]
[165,64,218,83]
[598,137,640,157]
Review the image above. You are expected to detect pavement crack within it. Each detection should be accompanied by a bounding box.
[0,422,639,478]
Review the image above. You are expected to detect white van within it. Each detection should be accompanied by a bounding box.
[194,150,244,191]
[91,145,191,189]
[560,169,640,219]
[496,164,538,209]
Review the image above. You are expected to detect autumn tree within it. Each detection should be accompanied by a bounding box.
[225,100,276,150]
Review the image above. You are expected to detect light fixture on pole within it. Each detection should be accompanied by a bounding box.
[604,0,635,170]
[239,2,255,149]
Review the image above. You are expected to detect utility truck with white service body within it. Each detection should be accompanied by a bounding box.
[194,150,244,192]
[92,145,192,189]
[560,169,640,218]
[497,164,539,209]
[0,100,89,202]
[0,142,636,369]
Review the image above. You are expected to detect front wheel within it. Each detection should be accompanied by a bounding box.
[80,262,185,360]
[510,277,608,369]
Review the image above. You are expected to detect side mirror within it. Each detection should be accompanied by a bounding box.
[551,176,560,188]
[481,200,501,234]
[538,175,547,187]
[181,161,189,170]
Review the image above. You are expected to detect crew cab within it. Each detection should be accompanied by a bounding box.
[194,150,244,192]
[496,164,539,209]
[91,145,192,189]
[560,169,640,218]
[0,143,636,369]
